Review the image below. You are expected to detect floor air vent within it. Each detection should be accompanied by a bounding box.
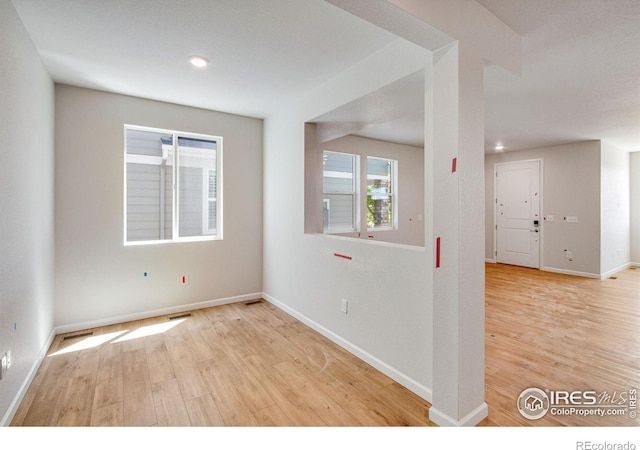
[169,313,192,320]
[63,331,94,341]
[244,299,264,306]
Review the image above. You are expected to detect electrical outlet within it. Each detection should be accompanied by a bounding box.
[341,298,349,314]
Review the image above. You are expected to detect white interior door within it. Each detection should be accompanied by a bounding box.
[495,160,541,268]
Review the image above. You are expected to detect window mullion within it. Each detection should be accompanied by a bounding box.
[160,156,166,240]
[172,132,179,240]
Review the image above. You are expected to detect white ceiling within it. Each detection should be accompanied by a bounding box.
[11,0,640,153]
[479,0,640,153]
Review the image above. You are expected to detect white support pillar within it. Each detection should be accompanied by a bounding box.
[427,41,487,426]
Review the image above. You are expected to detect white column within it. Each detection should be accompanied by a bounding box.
[427,41,487,426]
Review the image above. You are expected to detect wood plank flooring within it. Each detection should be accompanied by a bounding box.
[10,264,640,427]
[11,299,433,427]
[481,263,640,427]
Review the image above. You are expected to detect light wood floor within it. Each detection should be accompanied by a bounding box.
[482,263,640,426]
[11,264,640,426]
[11,299,434,426]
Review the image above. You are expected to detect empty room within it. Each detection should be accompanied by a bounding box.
[1,0,639,445]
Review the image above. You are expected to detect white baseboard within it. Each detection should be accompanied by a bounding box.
[1,328,56,427]
[540,266,600,279]
[600,262,631,279]
[485,258,496,264]
[542,263,635,280]
[55,292,262,335]
[429,402,488,427]
[262,292,433,404]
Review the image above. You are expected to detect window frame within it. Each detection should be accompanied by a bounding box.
[322,150,359,234]
[124,124,223,246]
[366,156,398,232]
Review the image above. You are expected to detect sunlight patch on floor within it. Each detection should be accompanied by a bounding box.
[111,319,185,343]
[49,318,187,356]
[49,330,128,356]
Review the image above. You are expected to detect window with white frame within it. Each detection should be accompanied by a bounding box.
[322,151,358,233]
[367,156,397,230]
[124,125,222,244]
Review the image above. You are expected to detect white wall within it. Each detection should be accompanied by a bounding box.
[600,142,630,275]
[263,39,433,400]
[319,134,425,247]
[630,152,640,264]
[0,0,55,425]
[54,85,263,329]
[485,141,602,277]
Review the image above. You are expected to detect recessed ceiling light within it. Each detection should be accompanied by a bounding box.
[189,55,209,68]
[494,144,505,151]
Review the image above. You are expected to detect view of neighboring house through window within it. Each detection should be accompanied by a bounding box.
[367,156,397,230]
[124,125,222,244]
[323,151,358,233]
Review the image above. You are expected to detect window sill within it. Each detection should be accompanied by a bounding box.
[124,235,222,246]
[323,230,358,236]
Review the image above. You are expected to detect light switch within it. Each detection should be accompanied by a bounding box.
[566,216,578,223]
[546,215,554,222]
